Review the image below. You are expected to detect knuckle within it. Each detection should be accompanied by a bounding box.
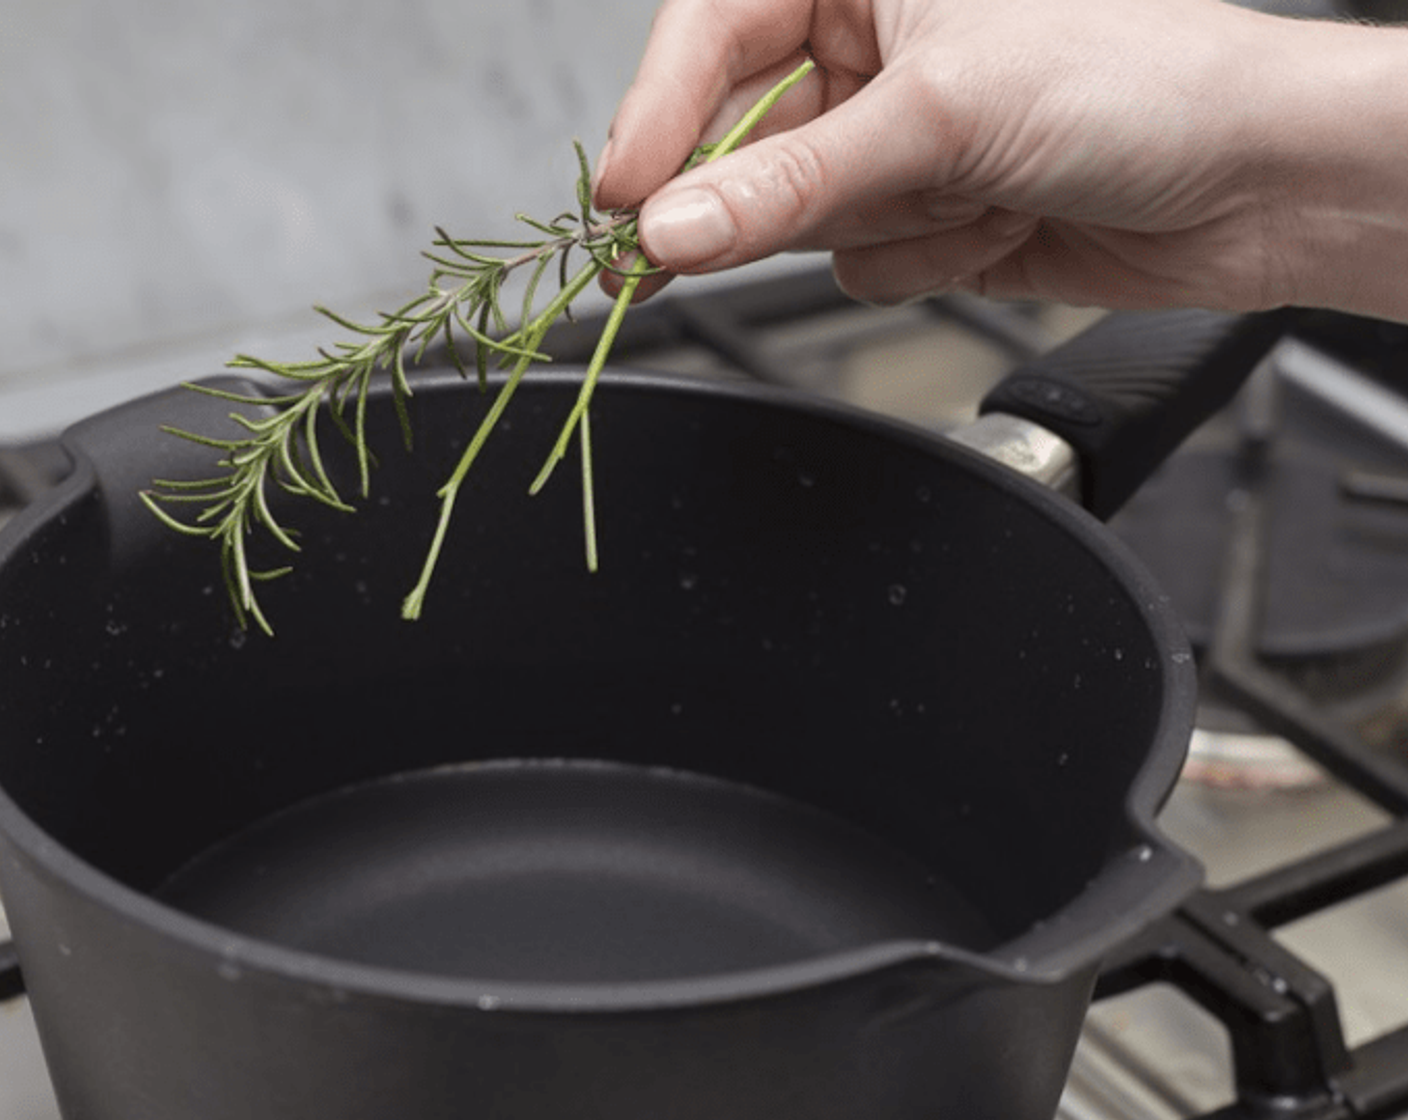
[721,136,830,238]
[904,60,982,179]
[766,138,830,219]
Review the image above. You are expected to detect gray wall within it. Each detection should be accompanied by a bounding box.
[1,0,674,435]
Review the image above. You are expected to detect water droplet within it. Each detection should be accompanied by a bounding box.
[797,472,815,489]
[670,703,684,716]
[477,995,501,1011]
[104,619,126,637]
[58,944,72,958]
[1113,648,1124,662]
[915,485,932,504]
[1135,845,1154,862]
[229,629,248,651]
[1013,957,1030,973]
[678,572,698,592]
[887,584,907,606]
[217,961,243,982]
[1171,651,1192,664]
[1056,752,1070,767]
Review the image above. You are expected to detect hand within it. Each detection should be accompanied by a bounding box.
[593,0,1408,322]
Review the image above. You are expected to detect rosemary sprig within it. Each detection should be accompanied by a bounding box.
[142,58,814,634]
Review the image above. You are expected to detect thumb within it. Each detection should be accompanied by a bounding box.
[638,79,936,273]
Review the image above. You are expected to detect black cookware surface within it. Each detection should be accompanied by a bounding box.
[156,759,994,983]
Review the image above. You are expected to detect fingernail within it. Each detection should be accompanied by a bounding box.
[641,188,736,268]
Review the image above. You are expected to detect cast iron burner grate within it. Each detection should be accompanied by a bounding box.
[3,267,1408,1120]
[1094,343,1408,1120]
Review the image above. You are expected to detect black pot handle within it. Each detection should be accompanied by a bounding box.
[61,374,272,573]
[979,308,1303,518]
[0,937,21,1001]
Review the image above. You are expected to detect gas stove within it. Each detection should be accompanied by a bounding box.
[2,266,1408,1118]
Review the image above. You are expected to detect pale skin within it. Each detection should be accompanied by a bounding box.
[593,0,1408,324]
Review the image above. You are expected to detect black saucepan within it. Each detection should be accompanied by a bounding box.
[0,308,1292,1119]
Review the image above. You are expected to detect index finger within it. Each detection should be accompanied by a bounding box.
[593,0,820,210]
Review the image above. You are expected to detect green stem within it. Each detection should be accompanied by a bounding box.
[579,407,598,571]
[528,255,649,495]
[399,57,814,622]
[399,349,538,621]
[400,259,602,620]
[709,58,815,162]
[524,253,649,577]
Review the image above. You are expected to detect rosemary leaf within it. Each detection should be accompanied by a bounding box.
[144,58,816,632]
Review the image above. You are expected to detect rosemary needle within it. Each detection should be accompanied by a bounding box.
[142,57,816,634]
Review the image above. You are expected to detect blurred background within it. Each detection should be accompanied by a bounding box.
[1,0,809,439]
[0,0,1378,442]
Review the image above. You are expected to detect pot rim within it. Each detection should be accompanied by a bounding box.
[0,367,1202,1012]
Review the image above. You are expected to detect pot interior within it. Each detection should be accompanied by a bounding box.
[0,372,1181,978]
[155,758,995,982]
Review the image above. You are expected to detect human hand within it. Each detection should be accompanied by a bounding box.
[593,0,1408,321]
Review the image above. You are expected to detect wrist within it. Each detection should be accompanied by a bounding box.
[1256,17,1408,322]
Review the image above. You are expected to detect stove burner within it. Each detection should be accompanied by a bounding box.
[1098,333,1408,1119]
[1116,447,1408,671]
[1113,333,1408,797]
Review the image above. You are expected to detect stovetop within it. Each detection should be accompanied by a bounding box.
[3,264,1408,1118]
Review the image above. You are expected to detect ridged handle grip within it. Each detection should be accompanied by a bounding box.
[979,308,1302,518]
